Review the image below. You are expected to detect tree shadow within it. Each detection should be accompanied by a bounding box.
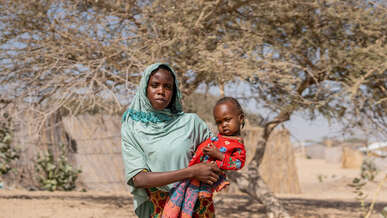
[214,194,387,217]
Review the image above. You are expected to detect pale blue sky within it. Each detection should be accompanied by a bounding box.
[200,81,383,144]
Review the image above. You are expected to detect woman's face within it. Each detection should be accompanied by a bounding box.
[146,68,174,110]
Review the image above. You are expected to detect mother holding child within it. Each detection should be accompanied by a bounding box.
[121,63,246,217]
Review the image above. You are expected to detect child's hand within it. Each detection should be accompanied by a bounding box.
[203,143,225,161]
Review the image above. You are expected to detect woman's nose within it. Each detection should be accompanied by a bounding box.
[156,87,165,95]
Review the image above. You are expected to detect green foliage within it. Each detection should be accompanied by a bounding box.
[0,136,20,175]
[347,159,379,215]
[382,206,387,218]
[348,177,368,201]
[317,174,327,183]
[0,113,19,175]
[347,177,369,215]
[360,159,378,182]
[35,144,81,191]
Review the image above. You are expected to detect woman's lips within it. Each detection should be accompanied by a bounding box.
[154,98,166,103]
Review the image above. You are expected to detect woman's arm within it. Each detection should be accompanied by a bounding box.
[133,162,222,188]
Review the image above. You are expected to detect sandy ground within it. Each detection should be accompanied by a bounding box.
[290,155,387,201]
[0,156,386,218]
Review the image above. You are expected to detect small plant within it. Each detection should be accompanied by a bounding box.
[348,159,380,216]
[317,174,327,183]
[360,159,378,182]
[35,144,81,191]
[381,206,387,218]
[0,113,19,175]
[348,178,368,202]
[0,137,20,175]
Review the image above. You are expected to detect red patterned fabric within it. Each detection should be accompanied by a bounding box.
[162,134,245,218]
[190,134,245,171]
[146,187,215,218]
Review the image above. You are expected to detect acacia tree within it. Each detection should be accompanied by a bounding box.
[0,0,386,217]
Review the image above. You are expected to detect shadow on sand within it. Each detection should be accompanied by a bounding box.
[2,192,387,217]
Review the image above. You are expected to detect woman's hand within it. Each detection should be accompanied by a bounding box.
[189,162,222,185]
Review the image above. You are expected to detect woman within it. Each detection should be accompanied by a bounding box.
[121,63,221,217]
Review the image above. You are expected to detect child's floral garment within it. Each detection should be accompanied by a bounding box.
[147,187,214,218]
[162,134,246,218]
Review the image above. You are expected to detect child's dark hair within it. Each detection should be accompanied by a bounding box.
[215,97,245,128]
[150,64,178,113]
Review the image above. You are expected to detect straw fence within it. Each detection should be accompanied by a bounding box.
[9,113,300,194]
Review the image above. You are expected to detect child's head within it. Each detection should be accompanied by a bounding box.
[213,97,245,136]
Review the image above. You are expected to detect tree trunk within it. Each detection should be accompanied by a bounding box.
[228,138,291,218]
[228,76,312,217]
[228,107,294,217]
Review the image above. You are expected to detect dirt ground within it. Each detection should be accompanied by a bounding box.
[1,156,386,218]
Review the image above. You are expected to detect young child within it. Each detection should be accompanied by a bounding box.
[163,97,246,218]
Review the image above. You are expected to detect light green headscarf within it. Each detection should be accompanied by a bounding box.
[121,63,212,217]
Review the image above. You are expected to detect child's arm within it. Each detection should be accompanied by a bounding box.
[216,144,246,170]
[203,142,246,170]
[203,143,224,161]
[189,137,214,166]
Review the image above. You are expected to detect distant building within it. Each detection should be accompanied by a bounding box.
[359,142,387,157]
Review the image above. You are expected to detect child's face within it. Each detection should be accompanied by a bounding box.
[213,102,243,136]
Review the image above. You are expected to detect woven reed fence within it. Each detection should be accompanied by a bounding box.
[62,114,126,191]
[10,114,300,193]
